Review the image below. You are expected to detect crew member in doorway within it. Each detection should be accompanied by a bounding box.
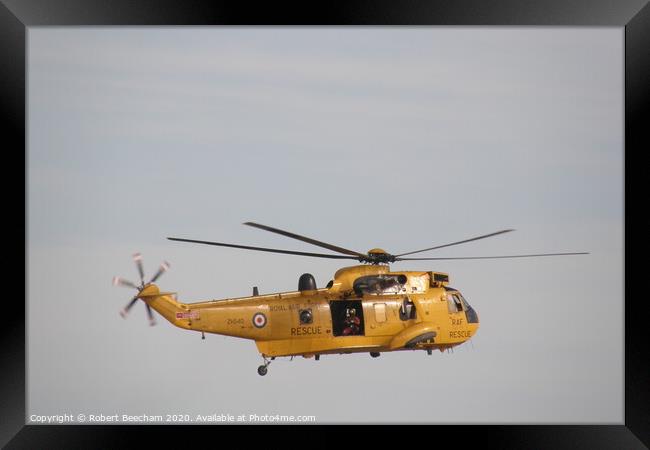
[343,308,361,336]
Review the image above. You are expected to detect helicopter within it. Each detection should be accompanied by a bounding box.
[113,222,588,376]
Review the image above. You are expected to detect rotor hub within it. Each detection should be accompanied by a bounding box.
[363,248,396,265]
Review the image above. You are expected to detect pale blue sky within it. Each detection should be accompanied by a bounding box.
[28,28,622,423]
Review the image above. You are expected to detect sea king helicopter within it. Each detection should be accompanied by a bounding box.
[113,222,588,375]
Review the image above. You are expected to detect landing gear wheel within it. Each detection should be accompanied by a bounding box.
[257,355,272,376]
[370,352,381,358]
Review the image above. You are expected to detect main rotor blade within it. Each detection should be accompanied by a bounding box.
[149,261,170,284]
[145,303,156,326]
[167,237,359,260]
[243,222,365,257]
[395,229,515,257]
[396,252,589,261]
[120,296,139,318]
[133,253,145,285]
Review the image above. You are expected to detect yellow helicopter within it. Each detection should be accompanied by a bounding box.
[113,222,588,376]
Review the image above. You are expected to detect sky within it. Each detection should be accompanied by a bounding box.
[27,27,623,424]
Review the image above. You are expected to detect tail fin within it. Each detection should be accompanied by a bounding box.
[137,284,188,328]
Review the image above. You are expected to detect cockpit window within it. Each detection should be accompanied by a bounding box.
[353,274,407,296]
[446,292,465,313]
[458,293,470,310]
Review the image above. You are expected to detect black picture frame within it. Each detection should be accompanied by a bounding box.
[3,1,648,448]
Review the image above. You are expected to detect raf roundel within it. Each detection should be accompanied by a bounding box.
[252,312,267,328]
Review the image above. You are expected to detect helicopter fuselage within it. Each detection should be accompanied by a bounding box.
[142,264,479,358]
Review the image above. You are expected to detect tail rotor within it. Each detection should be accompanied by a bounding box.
[113,253,171,326]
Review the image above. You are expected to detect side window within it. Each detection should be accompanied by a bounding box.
[453,294,464,312]
[459,294,470,310]
[446,294,457,313]
[446,293,464,313]
[299,309,313,324]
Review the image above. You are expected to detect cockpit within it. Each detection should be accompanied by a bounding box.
[445,288,479,323]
